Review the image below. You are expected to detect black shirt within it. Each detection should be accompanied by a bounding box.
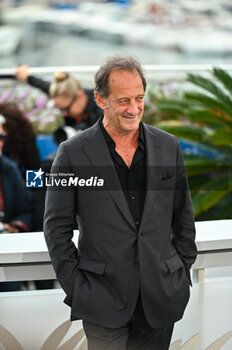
[100,119,146,230]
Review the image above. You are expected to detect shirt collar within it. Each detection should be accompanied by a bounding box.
[99,117,145,150]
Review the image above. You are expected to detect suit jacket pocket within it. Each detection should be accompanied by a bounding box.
[165,253,184,273]
[77,256,106,275]
[65,257,106,307]
[161,174,174,182]
[165,253,192,286]
[159,175,175,193]
[160,174,174,186]
[72,256,126,313]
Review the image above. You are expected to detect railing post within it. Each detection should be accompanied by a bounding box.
[192,268,205,283]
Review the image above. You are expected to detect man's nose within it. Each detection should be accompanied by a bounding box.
[126,100,140,115]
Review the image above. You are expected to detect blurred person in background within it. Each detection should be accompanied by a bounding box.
[0,103,44,231]
[0,114,35,292]
[0,111,54,290]
[0,102,74,234]
[14,65,103,141]
[0,103,40,179]
[0,114,34,234]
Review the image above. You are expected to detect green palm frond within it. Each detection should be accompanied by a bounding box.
[213,67,232,95]
[184,91,232,117]
[156,124,207,142]
[156,99,189,115]
[187,109,232,128]
[191,177,230,216]
[204,194,232,220]
[185,158,231,177]
[210,129,232,146]
[187,73,232,113]
[144,67,232,219]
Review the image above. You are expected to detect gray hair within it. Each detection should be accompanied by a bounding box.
[94,55,147,98]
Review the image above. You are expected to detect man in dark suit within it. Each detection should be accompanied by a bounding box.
[44,55,197,350]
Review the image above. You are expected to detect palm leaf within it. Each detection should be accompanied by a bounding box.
[184,155,231,166]
[189,172,229,191]
[193,191,229,217]
[145,68,232,220]
[156,99,189,115]
[192,177,230,216]
[210,129,232,146]
[196,193,232,220]
[184,91,232,117]
[187,74,232,112]
[156,124,206,142]
[213,67,232,95]
[186,164,230,178]
[186,109,232,128]
[190,177,210,193]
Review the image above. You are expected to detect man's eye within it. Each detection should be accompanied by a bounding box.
[118,100,129,105]
[136,96,144,102]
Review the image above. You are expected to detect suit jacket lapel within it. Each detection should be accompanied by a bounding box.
[139,123,163,233]
[82,122,136,231]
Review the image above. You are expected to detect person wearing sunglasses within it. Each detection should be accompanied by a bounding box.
[14,66,103,133]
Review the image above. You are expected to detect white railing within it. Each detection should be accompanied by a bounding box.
[1,64,232,84]
[1,219,232,283]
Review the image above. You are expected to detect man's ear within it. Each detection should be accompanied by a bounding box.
[95,92,107,110]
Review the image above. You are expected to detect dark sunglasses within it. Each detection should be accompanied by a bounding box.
[59,96,77,114]
[0,131,7,141]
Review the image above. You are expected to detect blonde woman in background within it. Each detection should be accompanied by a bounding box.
[14,65,103,133]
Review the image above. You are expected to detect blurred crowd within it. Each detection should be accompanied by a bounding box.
[0,65,103,291]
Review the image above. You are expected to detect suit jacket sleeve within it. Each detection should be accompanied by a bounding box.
[172,138,197,272]
[43,142,78,298]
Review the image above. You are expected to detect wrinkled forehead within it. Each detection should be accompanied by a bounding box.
[108,69,144,97]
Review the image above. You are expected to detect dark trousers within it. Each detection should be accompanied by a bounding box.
[83,295,174,350]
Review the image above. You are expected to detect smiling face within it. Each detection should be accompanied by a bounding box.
[96,69,145,136]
